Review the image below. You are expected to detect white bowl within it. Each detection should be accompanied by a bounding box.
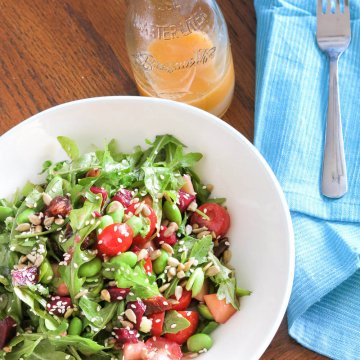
[0,97,294,360]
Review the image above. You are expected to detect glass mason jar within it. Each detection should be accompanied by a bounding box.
[125,0,235,117]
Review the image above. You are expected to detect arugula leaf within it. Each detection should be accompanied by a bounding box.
[173,235,197,262]
[69,198,102,231]
[48,335,105,356]
[45,176,63,198]
[115,264,160,299]
[13,287,59,328]
[217,278,239,310]
[57,136,80,160]
[79,296,117,330]
[59,221,100,301]
[189,235,213,264]
[207,253,239,310]
[5,335,43,360]
[163,310,190,334]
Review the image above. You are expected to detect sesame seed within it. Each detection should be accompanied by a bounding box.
[170,324,176,329]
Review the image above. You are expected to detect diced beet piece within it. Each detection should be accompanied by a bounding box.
[11,266,38,286]
[112,189,133,208]
[155,226,177,247]
[177,190,196,212]
[108,287,131,302]
[127,300,146,329]
[0,317,17,348]
[114,328,139,345]
[46,296,72,316]
[90,186,108,206]
[143,296,172,316]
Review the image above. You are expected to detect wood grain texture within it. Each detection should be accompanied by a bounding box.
[0,1,327,359]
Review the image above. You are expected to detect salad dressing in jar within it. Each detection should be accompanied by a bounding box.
[125,0,235,117]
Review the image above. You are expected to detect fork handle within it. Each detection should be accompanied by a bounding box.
[321,56,348,198]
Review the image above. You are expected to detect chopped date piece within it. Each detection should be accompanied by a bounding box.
[46,296,72,316]
[112,189,133,208]
[0,317,17,348]
[46,196,72,218]
[126,300,146,329]
[107,287,131,302]
[86,168,101,177]
[177,190,196,212]
[11,266,38,286]
[214,237,230,258]
[114,327,139,345]
[143,296,172,316]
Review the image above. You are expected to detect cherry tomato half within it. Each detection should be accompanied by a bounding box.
[148,312,165,337]
[126,203,157,247]
[164,311,199,345]
[190,203,230,237]
[97,223,133,257]
[170,289,192,311]
[144,337,182,360]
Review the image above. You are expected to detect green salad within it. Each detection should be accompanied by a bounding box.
[0,135,250,360]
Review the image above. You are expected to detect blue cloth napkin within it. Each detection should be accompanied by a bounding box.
[253,1,360,359]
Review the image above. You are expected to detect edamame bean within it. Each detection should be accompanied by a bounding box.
[153,249,169,275]
[68,317,83,336]
[186,268,204,297]
[97,215,113,234]
[163,201,182,225]
[106,201,124,223]
[78,257,102,278]
[16,208,35,224]
[88,280,103,296]
[0,206,14,222]
[236,287,252,297]
[44,318,57,331]
[197,304,214,320]
[187,333,213,353]
[126,216,143,237]
[39,259,54,284]
[110,252,137,268]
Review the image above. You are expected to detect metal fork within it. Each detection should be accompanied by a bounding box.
[317,0,351,198]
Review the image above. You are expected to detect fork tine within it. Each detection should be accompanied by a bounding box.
[326,0,332,13]
[335,0,340,13]
[317,0,323,14]
[344,0,350,15]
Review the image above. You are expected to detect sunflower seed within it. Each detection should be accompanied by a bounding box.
[42,193,52,206]
[28,214,41,226]
[15,223,31,232]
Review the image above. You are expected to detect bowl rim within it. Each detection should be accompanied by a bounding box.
[0,96,295,359]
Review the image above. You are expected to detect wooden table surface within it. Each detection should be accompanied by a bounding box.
[0,1,327,359]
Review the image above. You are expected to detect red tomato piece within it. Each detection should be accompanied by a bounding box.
[170,289,192,311]
[148,312,165,337]
[125,203,157,247]
[123,342,146,360]
[154,226,177,247]
[144,337,182,360]
[164,311,199,345]
[190,203,230,237]
[96,223,133,257]
[144,258,153,275]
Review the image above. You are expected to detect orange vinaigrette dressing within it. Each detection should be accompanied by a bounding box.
[134,31,235,117]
